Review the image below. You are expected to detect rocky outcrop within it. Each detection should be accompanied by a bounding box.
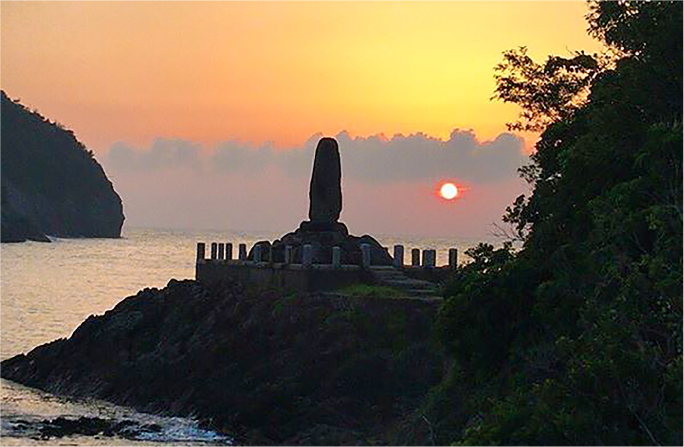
[15,416,162,441]
[1,279,444,445]
[251,226,393,266]
[1,91,124,242]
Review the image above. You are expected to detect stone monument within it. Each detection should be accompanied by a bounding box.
[299,138,348,235]
[248,137,391,266]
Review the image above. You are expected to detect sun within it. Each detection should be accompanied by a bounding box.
[440,182,459,200]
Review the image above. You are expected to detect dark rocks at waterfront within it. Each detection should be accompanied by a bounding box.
[1,278,445,445]
[17,416,162,440]
[0,91,124,243]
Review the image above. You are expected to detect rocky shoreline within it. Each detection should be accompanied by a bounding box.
[1,278,445,445]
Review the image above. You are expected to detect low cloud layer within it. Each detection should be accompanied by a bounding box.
[106,129,527,184]
[102,130,529,238]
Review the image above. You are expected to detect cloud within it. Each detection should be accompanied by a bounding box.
[336,129,526,183]
[107,138,202,172]
[105,129,527,184]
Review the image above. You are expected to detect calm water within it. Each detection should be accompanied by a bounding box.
[0,227,485,445]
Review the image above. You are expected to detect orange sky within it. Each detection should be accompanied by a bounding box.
[1,1,603,153]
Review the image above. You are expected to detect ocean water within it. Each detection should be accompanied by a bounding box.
[0,227,488,445]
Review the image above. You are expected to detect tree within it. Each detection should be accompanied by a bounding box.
[434,1,682,444]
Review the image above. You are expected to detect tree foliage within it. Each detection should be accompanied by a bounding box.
[433,1,682,444]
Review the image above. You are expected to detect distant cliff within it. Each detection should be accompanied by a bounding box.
[1,91,124,242]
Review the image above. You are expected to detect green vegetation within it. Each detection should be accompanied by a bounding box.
[431,2,682,444]
[336,283,405,298]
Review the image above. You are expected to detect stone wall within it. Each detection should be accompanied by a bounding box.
[196,261,374,292]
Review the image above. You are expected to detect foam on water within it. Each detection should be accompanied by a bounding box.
[1,379,231,445]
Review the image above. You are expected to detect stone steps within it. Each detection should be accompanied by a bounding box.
[370,267,441,299]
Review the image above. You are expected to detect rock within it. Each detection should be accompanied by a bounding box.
[308,137,342,225]
[0,193,50,242]
[1,279,445,445]
[33,416,160,440]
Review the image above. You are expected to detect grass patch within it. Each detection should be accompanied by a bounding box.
[336,283,405,298]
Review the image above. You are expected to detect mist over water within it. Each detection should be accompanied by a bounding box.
[1,226,491,444]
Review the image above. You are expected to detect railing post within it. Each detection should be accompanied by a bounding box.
[284,245,293,264]
[393,244,404,268]
[302,244,313,268]
[411,248,420,267]
[226,243,233,261]
[332,246,341,268]
[449,248,458,269]
[361,243,371,269]
[238,243,247,260]
[218,243,225,260]
[196,242,206,264]
[210,242,218,260]
[422,249,436,268]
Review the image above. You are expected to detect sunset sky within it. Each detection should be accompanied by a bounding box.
[1,2,604,238]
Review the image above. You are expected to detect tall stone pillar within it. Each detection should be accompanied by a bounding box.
[422,249,436,268]
[225,243,233,261]
[332,246,341,268]
[393,245,404,268]
[361,243,371,269]
[449,248,458,269]
[309,138,342,225]
[238,243,247,260]
[196,242,206,263]
[302,244,313,268]
[411,248,420,266]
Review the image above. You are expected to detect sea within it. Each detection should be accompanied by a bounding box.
[0,227,490,445]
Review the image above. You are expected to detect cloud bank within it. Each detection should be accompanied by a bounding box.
[106,129,527,184]
[102,130,529,238]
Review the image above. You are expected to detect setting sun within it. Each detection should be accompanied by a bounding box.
[440,183,459,200]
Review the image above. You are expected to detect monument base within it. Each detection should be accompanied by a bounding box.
[298,220,349,236]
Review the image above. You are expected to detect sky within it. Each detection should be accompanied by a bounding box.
[1,1,604,238]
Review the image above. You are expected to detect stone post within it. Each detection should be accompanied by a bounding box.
[238,243,247,260]
[361,243,371,269]
[210,242,218,260]
[449,248,458,269]
[267,245,273,264]
[284,245,293,264]
[218,243,225,260]
[302,244,313,268]
[332,246,341,268]
[254,245,262,263]
[422,249,436,268]
[196,242,206,263]
[393,244,404,268]
[411,248,420,266]
[226,243,233,261]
